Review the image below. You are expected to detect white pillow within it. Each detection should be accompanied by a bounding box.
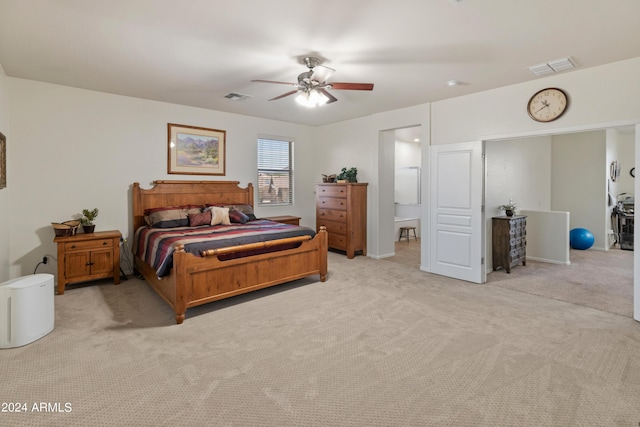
[209,206,231,226]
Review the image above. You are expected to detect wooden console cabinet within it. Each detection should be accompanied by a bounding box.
[492,216,527,273]
[54,230,121,294]
[316,182,368,258]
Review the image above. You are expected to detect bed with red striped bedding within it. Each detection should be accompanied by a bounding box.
[134,219,316,277]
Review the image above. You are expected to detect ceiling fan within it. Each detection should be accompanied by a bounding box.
[251,57,374,107]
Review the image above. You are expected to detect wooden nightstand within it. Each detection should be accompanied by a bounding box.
[54,230,121,294]
[263,215,301,226]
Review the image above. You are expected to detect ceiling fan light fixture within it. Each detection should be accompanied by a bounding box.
[295,89,329,107]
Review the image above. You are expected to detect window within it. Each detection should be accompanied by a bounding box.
[257,137,293,205]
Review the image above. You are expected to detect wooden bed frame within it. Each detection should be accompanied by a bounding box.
[132,180,328,324]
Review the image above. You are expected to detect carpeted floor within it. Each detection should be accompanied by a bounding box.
[487,248,634,318]
[385,240,634,318]
[2,252,640,426]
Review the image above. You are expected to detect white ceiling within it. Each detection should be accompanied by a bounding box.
[1,0,639,127]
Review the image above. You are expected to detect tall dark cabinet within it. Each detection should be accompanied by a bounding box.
[492,216,527,273]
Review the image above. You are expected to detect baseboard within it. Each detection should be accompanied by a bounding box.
[370,252,395,259]
[526,256,570,265]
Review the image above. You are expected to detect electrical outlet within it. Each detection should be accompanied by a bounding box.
[42,256,48,265]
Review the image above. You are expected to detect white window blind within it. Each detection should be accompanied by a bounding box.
[257,137,293,205]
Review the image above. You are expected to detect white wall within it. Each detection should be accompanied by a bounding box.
[551,131,607,250]
[432,57,640,144]
[486,136,552,215]
[485,136,551,269]
[6,78,314,278]
[0,65,9,281]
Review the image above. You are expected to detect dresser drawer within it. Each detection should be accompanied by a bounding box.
[65,238,114,252]
[328,233,347,251]
[321,219,347,235]
[317,197,347,210]
[316,185,347,198]
[317,209,347,223]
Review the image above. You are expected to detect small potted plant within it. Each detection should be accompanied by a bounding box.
[498,200,518,217]
[80,208,99,233]
[336,167,358,183]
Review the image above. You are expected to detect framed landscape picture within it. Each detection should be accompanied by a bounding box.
[0,131,6,189]
[167,123,226,176]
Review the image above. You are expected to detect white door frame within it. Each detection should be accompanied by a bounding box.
[635,124,640,322]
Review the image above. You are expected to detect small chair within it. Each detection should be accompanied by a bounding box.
[399,226,417,242]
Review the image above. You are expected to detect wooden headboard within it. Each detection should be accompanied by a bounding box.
[132,180,254,231]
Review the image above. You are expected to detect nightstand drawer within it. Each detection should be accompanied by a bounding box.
[317,208,347,222]
[316,185,347,198]
[65,238,114,252]
[263,215,300,226]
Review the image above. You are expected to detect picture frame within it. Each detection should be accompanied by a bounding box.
[0,131,6,189]
[167,123,226,176]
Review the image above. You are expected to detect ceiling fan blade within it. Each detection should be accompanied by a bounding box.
[310,65,335,84]
[319,89,338,104]
[329,82,374,91]
[251,79,296,86]
[268,90,299,101]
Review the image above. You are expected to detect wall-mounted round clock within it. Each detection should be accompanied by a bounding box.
[527,87,568,122]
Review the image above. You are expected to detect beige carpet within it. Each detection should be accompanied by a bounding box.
[487,248,634,318]
[385,240,634,318]
[2,252,640,426]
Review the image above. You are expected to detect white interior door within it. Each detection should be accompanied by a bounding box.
[635,124,639,322]
[429,141,484,283]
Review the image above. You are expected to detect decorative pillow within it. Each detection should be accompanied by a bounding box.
[206,206,231,226]
[225,204,257,221]
[229,209,250,224]
[188,210,212,227]
[229,204,254,215]
[145,205,203,228]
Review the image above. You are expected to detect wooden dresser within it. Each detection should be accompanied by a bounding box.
[54,230,121,294]
[492,216,526,273]
[316,182,368,258]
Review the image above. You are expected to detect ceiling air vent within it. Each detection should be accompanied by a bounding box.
[547,57,576,72]
[225,92,252,101]
[528,57,576,76]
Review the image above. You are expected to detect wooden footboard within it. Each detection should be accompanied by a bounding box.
[135,227,327,324]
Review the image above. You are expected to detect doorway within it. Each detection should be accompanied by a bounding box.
[385,126,422,267]
[379,125,423,268]
[485,126,636,317]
